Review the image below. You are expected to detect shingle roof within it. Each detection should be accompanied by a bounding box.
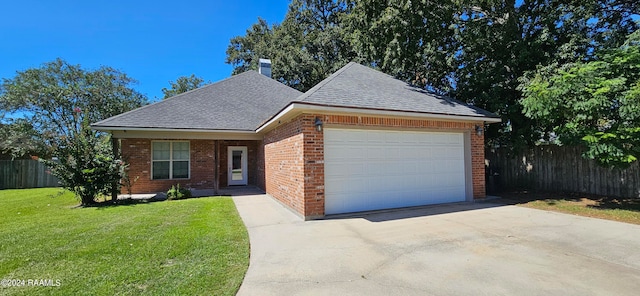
[94,63,498,133]
[295,62,499,119]
[92,71,302,131]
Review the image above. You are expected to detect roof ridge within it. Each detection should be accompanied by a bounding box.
[295,62,357,102]
[93,70,261,127]
[165,70,260,101]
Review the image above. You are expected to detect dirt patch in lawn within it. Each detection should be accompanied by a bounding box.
[497,191,640,225]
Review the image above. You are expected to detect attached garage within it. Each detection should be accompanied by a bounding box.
[257,62,501,219]
[324,128,470,215]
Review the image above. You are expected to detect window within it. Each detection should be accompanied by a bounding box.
[152,141,190,180]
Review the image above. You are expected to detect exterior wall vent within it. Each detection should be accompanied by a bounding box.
[258,58,272,78]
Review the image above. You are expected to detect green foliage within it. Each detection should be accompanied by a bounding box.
[167,184,192,200]
[0,119,48,159]
[521,30,640,167]
[226,18,276,76]
[348,0,457,89]
[161,74,207,99]
[226,0,356,91]
[351,0,638,149]
[227,0,638,149]
[0,58,147,204]
[38,127,127,205]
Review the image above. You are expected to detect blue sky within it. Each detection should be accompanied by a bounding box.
[0,0,291,101]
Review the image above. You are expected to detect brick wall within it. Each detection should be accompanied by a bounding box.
[263,114,326,218]
[256,140,266,190]
[301,115,325,217]
[471,132,486,198]
[120,139,215,194]
[263,116,307,215]
[120,139,261,194]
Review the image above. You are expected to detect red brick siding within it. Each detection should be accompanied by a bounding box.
[256,140,266,190]
[120,139,215,193]
[263,114,326,218]
[471,132,486,198]
[120,139,261,194]
[301,115,325,217]
[263,116,307,215]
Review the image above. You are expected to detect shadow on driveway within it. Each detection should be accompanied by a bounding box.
[233,194,640,296]
[325,201,504,222]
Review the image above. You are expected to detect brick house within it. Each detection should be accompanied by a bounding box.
[93,62,500,220]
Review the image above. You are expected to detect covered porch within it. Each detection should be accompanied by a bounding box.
[114,130,265,195]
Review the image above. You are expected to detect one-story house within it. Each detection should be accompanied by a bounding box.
[92,61,501,219]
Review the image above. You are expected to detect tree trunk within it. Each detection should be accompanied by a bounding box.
[80,193,96,206]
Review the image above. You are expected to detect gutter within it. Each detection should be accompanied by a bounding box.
[256,102,502,133]
[91,126,256,134]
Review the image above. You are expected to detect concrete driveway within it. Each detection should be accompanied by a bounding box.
[233,194,640,296]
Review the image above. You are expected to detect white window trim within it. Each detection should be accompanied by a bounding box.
[151,140,191,180]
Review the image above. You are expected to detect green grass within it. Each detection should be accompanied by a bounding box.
[522,199,640,224]
[0,188,249,295]
[500,191,640,225]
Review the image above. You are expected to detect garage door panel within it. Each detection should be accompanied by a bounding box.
[325,128,467,215]
[367,147,386,159]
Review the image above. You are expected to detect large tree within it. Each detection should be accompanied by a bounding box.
[351,0,639,149]
[226,0,355,91]
[348,0,458,90]
[0,58,147,205]
[161,74,207,99]
[228,0,638,150]
[520,30,640,167]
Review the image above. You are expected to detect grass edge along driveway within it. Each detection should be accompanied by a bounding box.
[500,191,640,225]
[0,188,249,296]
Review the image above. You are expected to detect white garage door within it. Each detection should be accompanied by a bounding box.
[324,128,467,215]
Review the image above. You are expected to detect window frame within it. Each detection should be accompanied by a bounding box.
[151,140,190,180]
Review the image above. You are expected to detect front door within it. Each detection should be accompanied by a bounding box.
[228,146,248,186]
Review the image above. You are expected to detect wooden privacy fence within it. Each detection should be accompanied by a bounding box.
[485,145,640,198]
[0,159,59,189]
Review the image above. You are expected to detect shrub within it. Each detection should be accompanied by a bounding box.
[167,184,192,200]
[38,132,126,206]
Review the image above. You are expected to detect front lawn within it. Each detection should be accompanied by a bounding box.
[499,191,640,225]
[0,188,249,295]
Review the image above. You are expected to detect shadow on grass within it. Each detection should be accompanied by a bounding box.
[83,195,228,209]
[83,197,167,209]
[496,190,640,212]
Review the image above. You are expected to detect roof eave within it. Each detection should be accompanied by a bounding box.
[256,102,502,133]
[91,125,257,134]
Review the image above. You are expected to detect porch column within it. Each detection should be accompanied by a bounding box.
[111,135,120,202]
[214,140,220,194]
